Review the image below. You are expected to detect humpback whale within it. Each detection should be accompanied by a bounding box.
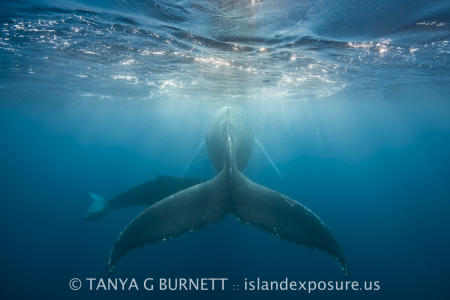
[104,107,348,274]
[83,176,204,221]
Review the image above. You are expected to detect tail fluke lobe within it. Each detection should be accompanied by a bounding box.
[83,192,109,221]
[107,171,230,273]
[231,171,349,275]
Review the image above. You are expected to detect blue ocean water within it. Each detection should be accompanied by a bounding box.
[1,0,450,299]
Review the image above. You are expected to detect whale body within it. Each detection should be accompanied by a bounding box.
[83,176,204,221]
[106,107,348,274]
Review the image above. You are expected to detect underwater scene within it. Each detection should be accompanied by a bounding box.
[1,0,450,299]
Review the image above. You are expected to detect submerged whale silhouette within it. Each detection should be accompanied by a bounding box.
[87,106,348,274]
[83,176,204,221]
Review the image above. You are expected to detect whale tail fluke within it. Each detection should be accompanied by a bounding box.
[107,171,230,273]
[106,167,348,275]
[83,192,109,221]
[231,171,349,276]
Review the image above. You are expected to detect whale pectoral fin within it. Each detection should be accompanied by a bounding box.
[232,172,349,275]
[180,139,205,177]
[107,171,230,273]
[255,138,283,179]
